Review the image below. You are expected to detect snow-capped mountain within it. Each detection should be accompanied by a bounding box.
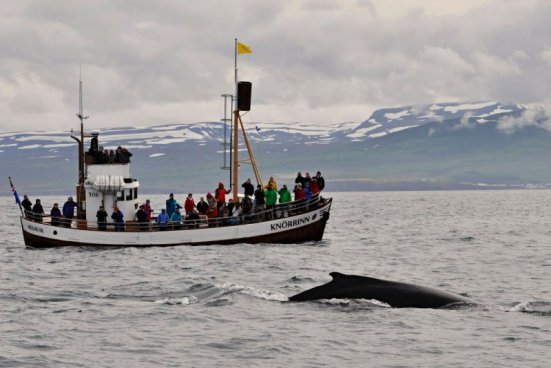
[2,101,548,195]
[347,101,524,140]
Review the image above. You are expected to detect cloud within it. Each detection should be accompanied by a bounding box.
[1,0,551,132]
[452,112,476,130]
[496,105,551,135]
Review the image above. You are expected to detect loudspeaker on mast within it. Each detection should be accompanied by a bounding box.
[237,81,252,111]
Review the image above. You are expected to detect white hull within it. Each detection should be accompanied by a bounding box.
[21,199,332,247]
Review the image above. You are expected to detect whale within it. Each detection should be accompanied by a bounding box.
[289,272,476,308]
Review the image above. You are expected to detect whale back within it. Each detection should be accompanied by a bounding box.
[289,272,475,308]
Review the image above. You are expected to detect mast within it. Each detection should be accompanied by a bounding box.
[71,68,89,220]
[232,39,240,201]
[231,39,262,202]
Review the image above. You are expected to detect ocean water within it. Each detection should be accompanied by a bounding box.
[1,190,550,367]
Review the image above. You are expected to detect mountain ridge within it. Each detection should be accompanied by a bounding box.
[3,101,550,195]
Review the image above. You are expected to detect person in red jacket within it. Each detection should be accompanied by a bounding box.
[310,178,320,195]
[215,182,231,211]
[184,193,195,216]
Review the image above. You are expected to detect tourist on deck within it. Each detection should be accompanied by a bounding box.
[62,196,78,227]
[111,207,125,231]
[219,203,229,225]
[294,172,305,187]
[207,204,219,227]
[265,176,278,191]
[197,196,209,216]
[157,209,169,230]
[206,192,216,209]
[294,183,305,201]
[186,209,200,228]
[166,193,182,218]
[116,146,132,163]
[293,183,306,214]
[143,199,152,222]
[108,150,116,164]
[254,184,266,220]
[50,203,62,226]
[184,193,195,216]
[169,207,183,229]
[241,195,253,222]
[135,205,148,232]
[96,206,108,231]
[242,178,255,197]
[264,184,278,220]
[315,171,325,191]
[278,184,292,218]
[32,199,44,223]
[303,172,312,186]
[229,202,241,225]
[303,182,313,210]
[97,147,108,164]
[21,194,32,216]
[311,178,320,196]
[227,198,235,215]
[215,182,231,211]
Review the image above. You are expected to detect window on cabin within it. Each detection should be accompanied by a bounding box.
[116,191,124,201]
[134,188,138,199]
[126,189,133,201]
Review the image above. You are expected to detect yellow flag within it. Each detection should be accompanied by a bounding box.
[237,41,252,55]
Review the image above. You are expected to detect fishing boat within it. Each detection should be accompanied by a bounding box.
[14,41,332,248]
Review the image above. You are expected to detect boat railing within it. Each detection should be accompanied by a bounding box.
[22,194,329,232]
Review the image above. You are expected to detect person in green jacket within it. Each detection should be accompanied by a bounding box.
[278,184,292,218]
[264,184,278,220]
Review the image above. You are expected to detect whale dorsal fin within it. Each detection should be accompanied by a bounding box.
[329,272,386,285]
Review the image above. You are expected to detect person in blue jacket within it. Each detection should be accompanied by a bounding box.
[157,209,170,231]
[165,193,182,218]
[111,207,125,231]
[303,182,312,210]
[62,196,78,227]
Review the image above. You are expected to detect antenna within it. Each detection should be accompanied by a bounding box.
[76,67,89,121]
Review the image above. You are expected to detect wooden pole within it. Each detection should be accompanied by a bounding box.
[232,109,240,202]
[238,114,263,188]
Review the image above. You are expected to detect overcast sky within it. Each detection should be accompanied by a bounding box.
[1,0,551,132]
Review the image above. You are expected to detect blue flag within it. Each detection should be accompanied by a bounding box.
[9,178,21,207]
[12,186,21,205]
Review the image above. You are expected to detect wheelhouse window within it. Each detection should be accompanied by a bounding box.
[116,191,124,201]
[125,189,133,201]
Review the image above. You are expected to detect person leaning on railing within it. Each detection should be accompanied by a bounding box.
[31,199,44,223]
[157,209,169,231]
[50,203,61,226]
[278,185,292,218]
